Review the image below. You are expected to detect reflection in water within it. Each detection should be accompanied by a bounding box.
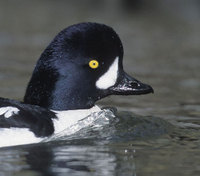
[18,143,136,176]
[25,145,54,176]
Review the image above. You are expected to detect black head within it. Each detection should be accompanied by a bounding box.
[24,22,153,110]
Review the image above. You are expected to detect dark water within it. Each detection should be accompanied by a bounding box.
[0,0,200,175]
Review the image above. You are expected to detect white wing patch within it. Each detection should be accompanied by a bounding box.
[96,56,119,89]
[0,106,20,118]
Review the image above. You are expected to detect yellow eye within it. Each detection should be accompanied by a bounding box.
[89,60,99,69]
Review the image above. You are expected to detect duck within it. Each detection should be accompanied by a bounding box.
[0,22,153,147]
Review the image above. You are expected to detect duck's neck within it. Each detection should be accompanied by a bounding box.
[24,69,98,111]
[23,65,57,108]
[51,75,101,110]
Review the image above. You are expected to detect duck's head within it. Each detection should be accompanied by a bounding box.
[24,22,153,110]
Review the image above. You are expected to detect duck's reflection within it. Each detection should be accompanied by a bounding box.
[25,145,55,176]
[24,143,137,176]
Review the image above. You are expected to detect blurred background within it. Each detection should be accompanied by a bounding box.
[0,0,199,117]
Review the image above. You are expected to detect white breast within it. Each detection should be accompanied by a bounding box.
[0,128,44,148]
[51,105,101,134]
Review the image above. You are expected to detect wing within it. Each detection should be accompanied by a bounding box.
[0,97,57,137]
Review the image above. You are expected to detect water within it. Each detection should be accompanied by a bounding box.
[0,0,200,175]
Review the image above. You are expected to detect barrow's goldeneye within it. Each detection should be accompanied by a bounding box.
[0,22,153,147]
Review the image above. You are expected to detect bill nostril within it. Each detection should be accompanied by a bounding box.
[130,81,140,88]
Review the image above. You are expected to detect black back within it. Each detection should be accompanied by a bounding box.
[0,98,56,137]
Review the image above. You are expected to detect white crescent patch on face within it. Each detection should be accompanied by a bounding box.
[96,56,119,89]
